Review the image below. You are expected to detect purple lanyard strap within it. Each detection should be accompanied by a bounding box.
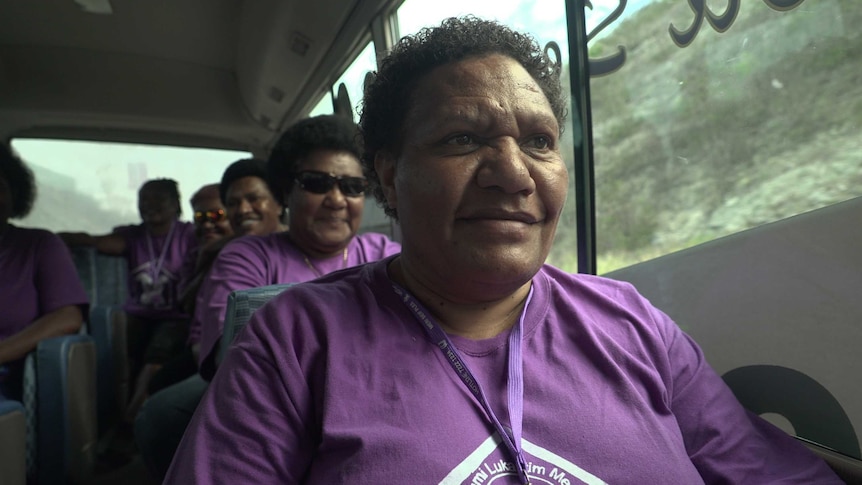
[392,283,534,485]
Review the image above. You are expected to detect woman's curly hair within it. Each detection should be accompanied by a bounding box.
[359,16,567,219]
[267,115,362,205]
[0,144,37,219]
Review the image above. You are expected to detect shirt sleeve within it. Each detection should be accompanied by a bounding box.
[166,300,316,483]
[194,238,270,373]
[652,305,842,483]
[35,231,90,317]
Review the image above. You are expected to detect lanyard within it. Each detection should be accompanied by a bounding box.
[145,220,176,282]
[392,283,534,485]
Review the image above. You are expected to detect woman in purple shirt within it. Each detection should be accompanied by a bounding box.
[0,145,89,401]
[60,178,196,424]
[167,17,841,484]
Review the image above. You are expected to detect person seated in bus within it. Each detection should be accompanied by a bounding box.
[176,184,233,314]
[0,144,89,402]
[59,179,197,424]
[194,114,401,380]
[146,182,233,394]
[134,114,400,482]
[149,159,286,395]
[182,157,287,363]
[165,17,841,484]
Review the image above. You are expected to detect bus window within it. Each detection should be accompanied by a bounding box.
[395,0,579,271]
[332,41,378,123]
[308,92,333,117]
[10,139,249,234]
[587,0,862,273]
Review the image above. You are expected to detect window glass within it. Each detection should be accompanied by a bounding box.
[10,139,250,233]
[332,42,377,123]
[587,0,862,273]
[309,91,333,117]
[395,0,578,271]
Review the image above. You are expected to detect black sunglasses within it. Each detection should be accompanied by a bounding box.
[295,171,368,198]
[193,209,227,224]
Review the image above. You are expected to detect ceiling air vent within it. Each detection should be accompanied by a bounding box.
[74,0,113,14]
[290,32,312,57]
[268,87,285,103]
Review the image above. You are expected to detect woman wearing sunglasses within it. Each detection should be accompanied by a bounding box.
[134,115,401,482]
[177,183,234,313]
[193,114,401,379]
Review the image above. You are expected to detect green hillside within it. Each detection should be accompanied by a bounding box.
[552,0,862,272]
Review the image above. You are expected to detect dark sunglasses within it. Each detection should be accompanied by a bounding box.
[295,170,368,198]
[193,209,227,224]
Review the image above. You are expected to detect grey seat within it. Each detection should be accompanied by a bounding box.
[0,400,26,485]
[216,284,295,369]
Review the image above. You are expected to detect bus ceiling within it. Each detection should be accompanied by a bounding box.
[0,0,399,152]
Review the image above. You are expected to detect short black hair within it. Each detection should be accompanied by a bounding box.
[140,178,182,217]
[267,114,361,204]
[0,144,37,219]
[219,158,276,203]
[360,16,567,218]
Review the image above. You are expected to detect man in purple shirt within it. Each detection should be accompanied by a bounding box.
[166,17,840,484]
[0,144,89,401]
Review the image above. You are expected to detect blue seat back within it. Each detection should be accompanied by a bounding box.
[217,284,294,368]
[70,247,98,305]
[94,252,128,307]
[69,246,127,308]
[23,335,97,485]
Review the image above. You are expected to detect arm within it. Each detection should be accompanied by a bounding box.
[655,308,841,483]
[194,239,270,374]
[166,303,315,483]
[58,231,127,255]
[0,231,90,364]
[0,305,82,364]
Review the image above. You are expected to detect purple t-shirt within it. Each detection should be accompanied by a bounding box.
[114,221,196,320]
[0,226,89,339]
[190,231,401,368]
[167,258,839,484]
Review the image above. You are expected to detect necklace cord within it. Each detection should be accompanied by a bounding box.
[302,246,348,277]
[393,283,534,485]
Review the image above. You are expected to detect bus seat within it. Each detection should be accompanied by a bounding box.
[94,252,128,307]
[69,246,128,309]
[215,284,294,370]
[0,400,26,485]
[22,334,98,485]
[70,246,98,305]
[88,305,130,436]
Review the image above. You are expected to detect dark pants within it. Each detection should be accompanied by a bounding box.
[134,374,208,481]
[0,359,25,402]
[147,346,197,395]
[125,316,189,393]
